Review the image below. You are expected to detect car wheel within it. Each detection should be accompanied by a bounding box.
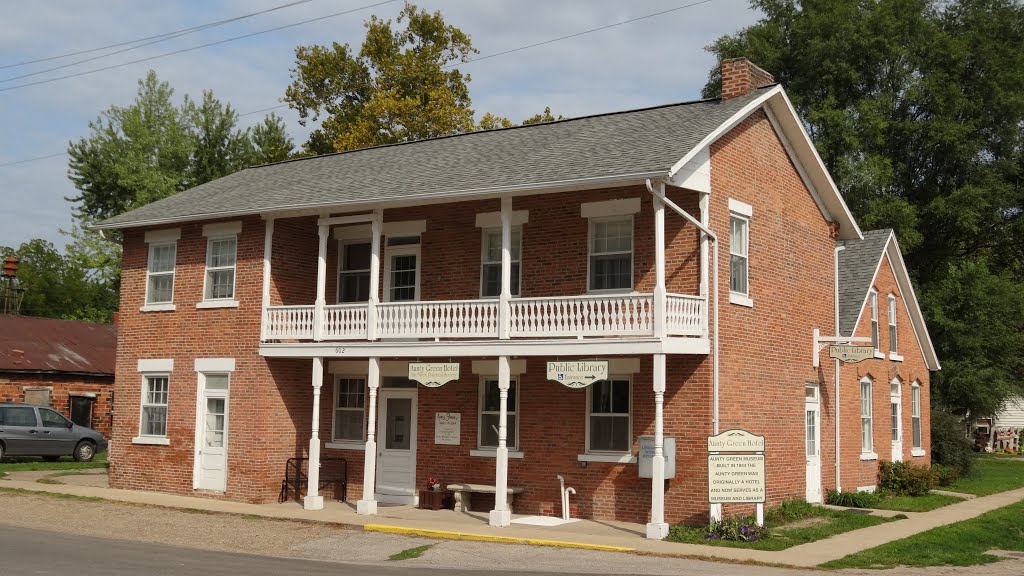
[73,441,96,462]
[0,442,5,460]
[41,455,60,462]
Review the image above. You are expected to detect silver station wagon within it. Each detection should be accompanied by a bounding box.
[0,403,107,462]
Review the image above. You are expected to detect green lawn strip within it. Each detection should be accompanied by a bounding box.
[667,501,897,551]
[870,493,964,512]
[0,486,106,503]
[946,458,1024,496]
[0,453,108,473]
[822,499,1024,568]
[388,545,433,561]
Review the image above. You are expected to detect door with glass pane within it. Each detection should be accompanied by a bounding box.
[195,374,229,491]
[891,382,903,462]
[375,388,417,504]
[805,385,822,503]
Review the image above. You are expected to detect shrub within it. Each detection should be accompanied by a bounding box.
[930,463,960,487]
[878,461,935,496]
[703,516,768,542]
[826,489,878,508]
[930,409,974,476]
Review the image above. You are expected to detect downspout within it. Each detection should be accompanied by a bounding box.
[644,179,721,437]
[834,245,845,493]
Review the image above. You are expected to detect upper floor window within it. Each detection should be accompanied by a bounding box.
[911,383,922,450]
[589,218,633,291]
[385,237,420,302]
[479,377,518,449]
[587,377,631,453]
[888,294,898,354]
[728,199,753,306]
[860,377,874,455]
[481,227,521,298]
[338,242,371,303]
[204,236,237,301]
[870,290,880,351]
[144,228,180,308]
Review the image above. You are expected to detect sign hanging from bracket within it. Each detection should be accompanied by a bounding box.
[546,360,608,388]
[812,328,872,368]
[408,362,460,387]
[828,345,875,364]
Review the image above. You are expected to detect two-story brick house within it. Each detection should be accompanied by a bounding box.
[96,58,939,539]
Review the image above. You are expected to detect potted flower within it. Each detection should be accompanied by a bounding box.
[419,477,445,510]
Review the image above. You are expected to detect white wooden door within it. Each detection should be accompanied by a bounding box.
[376,388,417,504]
[891,393,903,462]
[195,374,230,492]
[805,385,822,503]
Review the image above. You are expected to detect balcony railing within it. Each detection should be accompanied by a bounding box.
[263,293,706,341]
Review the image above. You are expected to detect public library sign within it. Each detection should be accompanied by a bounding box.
[546,360,609,388]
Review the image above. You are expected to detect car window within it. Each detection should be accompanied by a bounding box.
[40,408,70,428]
[4,406,38,427]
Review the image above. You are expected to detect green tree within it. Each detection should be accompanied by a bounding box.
[185,90,254,185]
[251,113,295,164]
[521,106,564,125]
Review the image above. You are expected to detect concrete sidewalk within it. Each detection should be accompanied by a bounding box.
[2,471,1022,567]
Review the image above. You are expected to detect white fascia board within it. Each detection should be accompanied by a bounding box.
[670,147,710,193]
[93,172,667,231]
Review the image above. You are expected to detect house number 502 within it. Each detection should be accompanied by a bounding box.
[334,347,346,354]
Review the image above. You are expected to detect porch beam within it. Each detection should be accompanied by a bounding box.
[313,216,329,341]
[260,217,274,341]
[653,185,667,338]
[646,353,669,539]
[357,357,381,515]
[318,213,374,227]
[489,355,512,527]
[304,357,325,510]
[499,197,512,340]
[367,209,382,340]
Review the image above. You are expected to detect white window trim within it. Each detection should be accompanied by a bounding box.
[337,237,372,303]
[856,485,877,493]
[580,198,640,219]
[911,382,923,454]
[728,200,752,306]
[140,303,177,312]
[138,358,173,373]
[134,372,170,445]
[382,220,426,237]
[586,215,634,294]
[477,376,520,452]
[887,294,898,355]
[475,210,529,228]
[869,289,883,357]
[200,234,238,305]
[143,240,177,310]
[331,375,367,446]
[194,358,235,373]
[583,375,633,457]
[480,226,522,298]
[470,449,526,459]
[383,243,421,302]
[860,377,874,456]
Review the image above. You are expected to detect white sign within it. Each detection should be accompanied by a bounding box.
[708,454,766,503]
[707,429,766,452]
[546,360,609,388]
[408,363,460,387]
[434,412,461,445]
[828,345,875,364]
[638,436,676,479]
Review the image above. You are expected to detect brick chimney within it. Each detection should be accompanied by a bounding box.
[720,57,775,99]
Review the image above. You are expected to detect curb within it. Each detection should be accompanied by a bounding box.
[364,524,636,552]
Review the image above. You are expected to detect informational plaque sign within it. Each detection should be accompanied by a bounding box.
[707,429,766,504]
[434,412,461,445]
[828,345,875,364]
[408,362,460,387]
[546,360,608,388]
[638,436,676,479]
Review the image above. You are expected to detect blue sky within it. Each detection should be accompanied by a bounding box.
[0,0,760,248]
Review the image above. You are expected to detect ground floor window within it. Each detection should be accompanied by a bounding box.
[141,375,169,437]
[479,377,517,449]
[333,377,366,442]
[588,378,631,453]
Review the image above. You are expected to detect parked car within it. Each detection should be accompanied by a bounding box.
[0,403,107,462]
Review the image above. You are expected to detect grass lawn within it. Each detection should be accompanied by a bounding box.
[667,501,899,551]
[946,458,1024,496]
[0,452,108,473]
[822,499,1024,568]
[870,493,964,512]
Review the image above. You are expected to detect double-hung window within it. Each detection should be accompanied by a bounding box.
[888,295,898,355]
[338,242,371,302]
[911,384,922,452]
[728,199,752,306]
[479,377,517,449]
[589,218,633,291]
[385,236,420,302]
[333,377,366,443]
[141,375,169,438]
[870,290,880,353]
[204,236,237,301]
[588,378,631,453]
[480,227,521,297]
[860,378,874,456]
[145,242,177,306]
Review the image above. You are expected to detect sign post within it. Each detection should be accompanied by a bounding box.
[408,362,460,387]
[546,360,608,388]
[707,429,767,526]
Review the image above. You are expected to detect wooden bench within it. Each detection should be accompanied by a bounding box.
[446,483,524,513]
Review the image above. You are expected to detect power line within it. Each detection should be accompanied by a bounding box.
[0,0,399,93]
[0,0,312,71]
[0,0,312,83]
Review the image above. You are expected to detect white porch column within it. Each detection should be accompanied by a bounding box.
[260,217,274,341]
[489,355,512,527]
[646,353,669,539]
[357,357,381,515]
[313,217,329,341]
[699,192,710,336]
[367,210,382,341]
[499,197,512,340]
[304,356,325,510]
[653,187,667,338]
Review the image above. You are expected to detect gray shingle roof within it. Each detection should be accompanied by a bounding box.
[837,229,893,336]
[97,87,775,229]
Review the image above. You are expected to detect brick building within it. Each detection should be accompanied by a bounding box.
[0,315,116,437]
[96,59,939,539]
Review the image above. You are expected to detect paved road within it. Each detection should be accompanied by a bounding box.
[0,525,578,576]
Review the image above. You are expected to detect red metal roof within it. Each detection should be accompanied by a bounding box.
[0,315,116,375]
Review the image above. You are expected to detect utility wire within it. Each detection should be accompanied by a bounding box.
[0,0,398,93]
[0,0,312,70]
[1,0,313,83]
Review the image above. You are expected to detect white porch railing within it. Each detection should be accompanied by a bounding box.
[263,293,706,341]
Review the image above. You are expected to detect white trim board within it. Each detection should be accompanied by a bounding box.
[138,359,173,372]
[202,221,242,237]
[475,211,529,228]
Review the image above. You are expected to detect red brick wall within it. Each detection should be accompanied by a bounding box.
[0,373,113,437]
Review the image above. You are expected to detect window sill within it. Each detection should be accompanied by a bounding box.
[196,300,239,309]
[578,453,637,464]
[729,293,753,308]
[856,485,877,494]
[911,448,926,457]
[139,304,176,312]
[132,436,170,446]
[325,441,365,451]
[469,449,525,459]
[889,353,904,362]
[859,452,878,461]
[874,351,886,359]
